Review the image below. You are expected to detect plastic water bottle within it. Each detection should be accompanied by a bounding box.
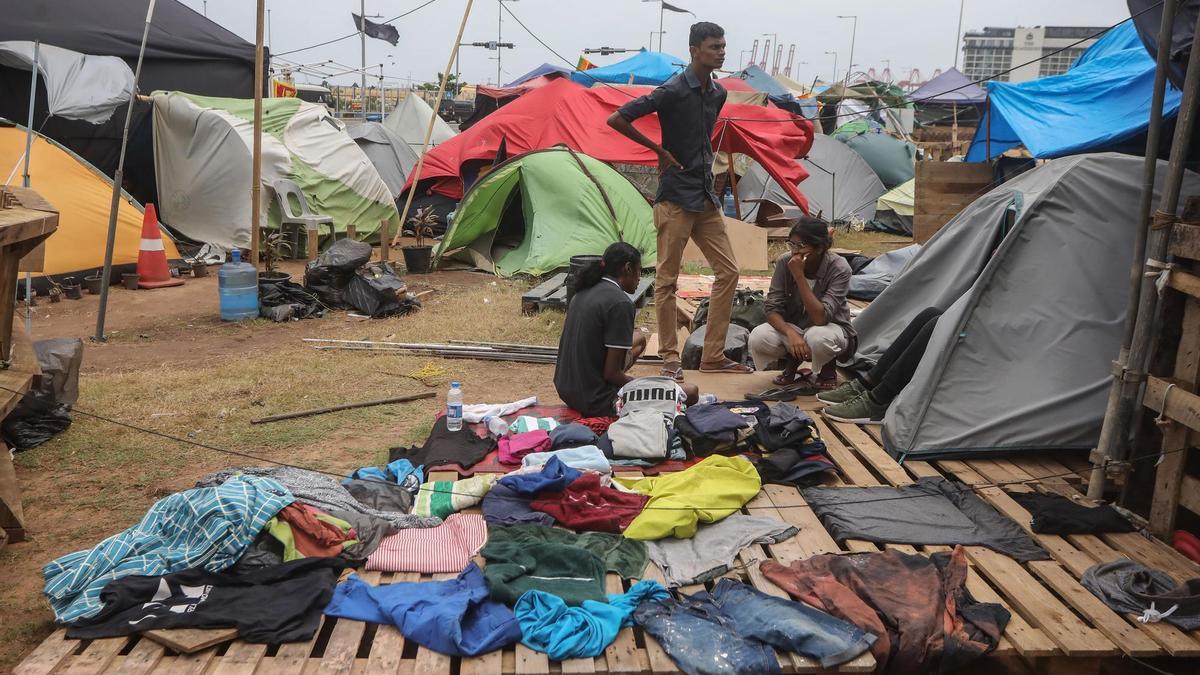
[446,382,463,432]
[722,187,737,217]
[698,393,718,405]
[218,249,258,321]
[483,416,509,438]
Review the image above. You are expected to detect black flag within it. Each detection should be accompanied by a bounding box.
[352,13,399,46]
[661,2,695,16]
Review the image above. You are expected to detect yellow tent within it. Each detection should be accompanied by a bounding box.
[0,123,179,280]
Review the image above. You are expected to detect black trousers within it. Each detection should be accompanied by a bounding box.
[863,307,942,404]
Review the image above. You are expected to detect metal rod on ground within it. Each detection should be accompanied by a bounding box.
[21,41,39,337]
[250,0,265,272]
[392,0,476,248]
[312,344,664,365]
[251,391,435,424]
[1090,6,1200,500]
[94,0,157,343]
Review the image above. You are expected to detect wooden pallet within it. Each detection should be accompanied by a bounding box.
[17,422,1200,674]
[521,274,654,314]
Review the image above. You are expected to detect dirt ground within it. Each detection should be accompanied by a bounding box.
[0,232,904,670]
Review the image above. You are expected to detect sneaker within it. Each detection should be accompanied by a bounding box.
[816,379,866,405]
[822,392,887,425]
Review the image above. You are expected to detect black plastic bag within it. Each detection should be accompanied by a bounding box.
[3,338,83,451]
[345,262,420,318]
[303,239,373,309]
[681,323,750,370]
[259,280,325,322]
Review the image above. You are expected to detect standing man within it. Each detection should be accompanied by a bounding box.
[607,21,749,380]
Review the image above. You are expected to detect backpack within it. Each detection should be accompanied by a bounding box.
[691,289,768,333]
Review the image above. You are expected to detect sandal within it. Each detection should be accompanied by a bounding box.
[699,359,753,374]
[660,362,685,382]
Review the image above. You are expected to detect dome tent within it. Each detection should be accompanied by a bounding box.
[435,148,656,277]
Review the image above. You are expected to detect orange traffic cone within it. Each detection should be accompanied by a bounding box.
[137,204,183,289]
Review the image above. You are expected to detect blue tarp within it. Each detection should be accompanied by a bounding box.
[966,22,1182,161]
[570,50,686,86]
[506,63,572,87]
[727,64,818,118]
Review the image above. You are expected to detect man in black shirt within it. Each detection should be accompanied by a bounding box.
[608,21,749,380]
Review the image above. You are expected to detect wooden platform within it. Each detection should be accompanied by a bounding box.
[16,405,1200,674]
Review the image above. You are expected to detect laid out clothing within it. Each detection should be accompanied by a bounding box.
[485,525,648,580]
[345,458,422,497]
[512,416,561,433]
[461,396,538,424]
[66,557,344,643]
[483,541,608,606]
[802,477,1049,562]
[521,445,612,474]
[387,416,497,471]
[684,403,750,435]
[674,414,756,458]
[365,513,488,574]
[607,409,672,459]
[575,416,618,434]
[268,504,357,560]
[761,547,1010,673]
[615,376,688,419]
[755,403,821,453]
[503,456,582,494]
[516,580,668,661]
[762,251,855,346]
[45,475,293,622]
[197,466,440,531]
[549,423,599,448]
[498,429,552,464]
[634,578,876,674]
[615,455,762,540]
[1081,560,1200,630]
[324,564,522,656]
[646,515,798,587]
[756,447,836,488]
[482,479,555,528]
[1009,491,1135,535]
[343,477,415,515]
[233,508,389,573]
[412,474,497,519]
[530,473,649,533]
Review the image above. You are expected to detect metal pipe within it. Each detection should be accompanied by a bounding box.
[1089,5,1200,499]
[1089,0,1178,497]
[95,0,158,342]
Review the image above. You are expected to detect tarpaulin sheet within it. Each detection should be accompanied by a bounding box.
[570,51,686,86]
[967,22,1182,161]
[0,41,132,124]
[407,78,814,213]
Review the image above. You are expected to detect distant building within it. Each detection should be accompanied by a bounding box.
[962,26,1104,84]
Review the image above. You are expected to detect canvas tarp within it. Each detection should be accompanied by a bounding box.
[384,94,455,148]
[851,153,1200,460]
[408,78,815,213]
[0,41,133,124]
[0,123,179,280]
[436,148,656,276]
[151,91,397,249]
[570,50,686,86]
[909,67,986,105]
[834,129,916,189]
[738,134,884,224]
[966,22,1181,161]
[347,121,419,197]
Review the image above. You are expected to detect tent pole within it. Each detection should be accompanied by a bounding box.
[727,164,741,220]
[1089,3,1197,500]
[391,0,476,248]
[985,94,991,161]
[94,0,157,343]
[250,0,265,271]
[21,41,39,338]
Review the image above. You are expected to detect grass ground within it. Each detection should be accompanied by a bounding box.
[0,230,905,670]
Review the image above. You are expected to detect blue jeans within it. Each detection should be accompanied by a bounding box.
[633,579,876,674]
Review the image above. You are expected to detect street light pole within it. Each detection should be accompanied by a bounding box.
[659,3,665,52]
[954,0,966,70]
[360,0,367,118]
[837,15,857,84]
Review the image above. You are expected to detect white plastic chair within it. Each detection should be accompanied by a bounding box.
[273,179,334,257]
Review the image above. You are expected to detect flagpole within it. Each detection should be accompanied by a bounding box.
[659,2,665,52]
[361,0,368,118]
[95,0,157,343]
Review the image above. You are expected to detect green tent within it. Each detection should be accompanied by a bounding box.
[435,148,657,276]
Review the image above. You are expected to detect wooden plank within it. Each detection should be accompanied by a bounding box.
[114,637,166,675]
[761,484,841,558]
[1150,296,1200,537]
[413,573,457,675]
[961,565,1058,657]
[1144,375,1200,433]
[827,421,913,486]
[1181,474,1200,516]
[1028,561,1160,657]
[600,575,645,673]
[810,418,880,487]
[61,638,126,675]
[1169,221,1200,260]
[143,628,237,654]
[208,640,268,675]
[966,547,1116,657]
[318,615,369,674]
[1168,268,1200,298]
[513,643,550,675]
[363,573,410,675]
[13,630,79,675]
[149,648,219,675]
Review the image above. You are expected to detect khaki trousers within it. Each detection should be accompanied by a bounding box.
[653,200,739,365]
[748,322,848,373]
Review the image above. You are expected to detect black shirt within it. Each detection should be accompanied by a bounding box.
[616,65,727,212]
[555,278,635,416]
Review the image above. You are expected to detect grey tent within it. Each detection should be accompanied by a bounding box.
[852,153,1200,461]
[739,134,885,225]
[347,122,418,198]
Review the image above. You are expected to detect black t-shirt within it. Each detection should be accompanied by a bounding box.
[555,279,635,416]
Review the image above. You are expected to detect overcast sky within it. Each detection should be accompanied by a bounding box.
[182,0,1130,88]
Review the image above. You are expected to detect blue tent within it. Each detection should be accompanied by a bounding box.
[726,64,817,118]
[966,22,1181,162]
[505,63,572,87]
[570,50,685,86]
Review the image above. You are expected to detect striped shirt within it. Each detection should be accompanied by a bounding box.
[365,513,488,574]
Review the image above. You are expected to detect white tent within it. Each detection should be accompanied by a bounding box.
[347,121,418,198]
[383,94,455,149]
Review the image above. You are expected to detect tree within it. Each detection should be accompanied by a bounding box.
[418,72,460,95]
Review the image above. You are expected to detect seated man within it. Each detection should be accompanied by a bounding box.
[748,217,854,392]
[554,242,698,416]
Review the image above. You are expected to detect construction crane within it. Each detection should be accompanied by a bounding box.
[749,39,759,68]
[759,38,770,70]
[784,44,795,77]
[772,43,783,75]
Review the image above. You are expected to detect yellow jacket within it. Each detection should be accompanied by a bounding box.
[615,455,762,540]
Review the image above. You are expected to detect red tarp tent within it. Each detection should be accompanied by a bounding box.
[408,78,814,212]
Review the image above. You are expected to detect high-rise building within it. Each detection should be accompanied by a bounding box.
[961,26,1104,84]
